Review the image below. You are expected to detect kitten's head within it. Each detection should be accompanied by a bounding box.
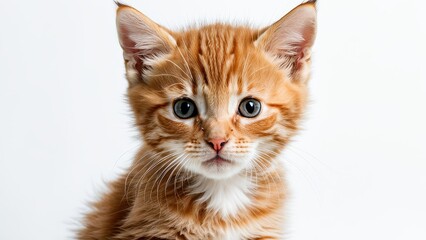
[116,2,316,180]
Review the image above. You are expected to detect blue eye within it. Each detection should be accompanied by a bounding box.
[238,98,261,118]
[173,98,198,119]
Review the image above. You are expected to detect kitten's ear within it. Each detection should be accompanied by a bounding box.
[116,5,176,86]
[256,1,317,83]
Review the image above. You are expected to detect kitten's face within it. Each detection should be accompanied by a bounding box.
[118,4,316,179]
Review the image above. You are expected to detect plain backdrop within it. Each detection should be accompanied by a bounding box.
[1,0,425,239]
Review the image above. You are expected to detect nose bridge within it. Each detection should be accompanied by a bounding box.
[204,117,231,140]
[203,88,232,140]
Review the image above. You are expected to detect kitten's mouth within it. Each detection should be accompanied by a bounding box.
[202,156,232,166]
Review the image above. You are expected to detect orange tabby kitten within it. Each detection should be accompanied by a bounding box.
[79,1,317,239]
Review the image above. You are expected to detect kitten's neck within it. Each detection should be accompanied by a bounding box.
[190,174,254,217]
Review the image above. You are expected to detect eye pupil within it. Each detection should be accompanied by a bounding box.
[173,98,197,119]
[180,102,191,114]
[246,101,255,113]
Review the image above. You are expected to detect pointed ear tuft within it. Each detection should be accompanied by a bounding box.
[114,1,126,7]
[116,6,176,85]
[256,2,317,82]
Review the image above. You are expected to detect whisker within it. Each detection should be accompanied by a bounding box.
[178,38,194,80]
[168,154,191,202]
[156,153,185,203]
[127,149,173,199]
[122,151,151,203]
[252,152,281,193]
[150,73,188,82]
[138,151,180,200]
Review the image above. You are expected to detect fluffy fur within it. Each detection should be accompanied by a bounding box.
[78,1,317,239]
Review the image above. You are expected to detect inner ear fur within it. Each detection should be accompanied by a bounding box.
[255,1,317,83]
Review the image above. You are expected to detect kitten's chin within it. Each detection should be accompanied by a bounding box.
[192,156,245,180]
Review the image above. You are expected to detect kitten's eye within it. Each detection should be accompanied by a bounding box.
[173,98,198,119]
[238,98,261,118]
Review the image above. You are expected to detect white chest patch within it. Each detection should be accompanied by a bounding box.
[222,228,243,240]
[191,175,253,217]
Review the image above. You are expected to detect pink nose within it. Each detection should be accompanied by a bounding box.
[207,138,228,152]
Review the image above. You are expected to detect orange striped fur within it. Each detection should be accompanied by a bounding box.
[79,1,316,239]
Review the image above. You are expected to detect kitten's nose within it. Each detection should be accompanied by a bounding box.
[207,138,228,152]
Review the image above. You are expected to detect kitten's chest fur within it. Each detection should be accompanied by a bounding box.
[191,175,254,217]
[77,150,286,239]
[108,169,287,240]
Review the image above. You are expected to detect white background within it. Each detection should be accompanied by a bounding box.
[1,0,425,239]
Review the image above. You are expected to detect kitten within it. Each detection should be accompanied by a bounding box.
[78,1,317,239]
